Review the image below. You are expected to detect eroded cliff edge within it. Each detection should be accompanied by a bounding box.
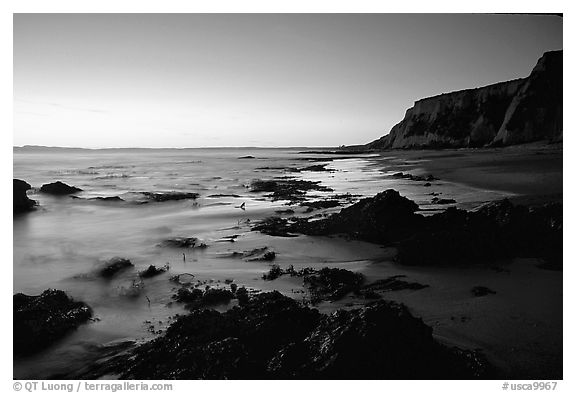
[366,50,562,150]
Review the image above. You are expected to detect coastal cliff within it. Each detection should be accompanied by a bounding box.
[366,50,562,150]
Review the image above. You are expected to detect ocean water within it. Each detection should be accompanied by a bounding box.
[13,148,511,378]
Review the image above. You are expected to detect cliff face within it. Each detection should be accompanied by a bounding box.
[367,51,562,150]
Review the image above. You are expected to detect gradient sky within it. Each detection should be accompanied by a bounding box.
[13,14,562,148]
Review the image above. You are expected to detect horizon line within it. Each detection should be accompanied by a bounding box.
[13,144,353,150]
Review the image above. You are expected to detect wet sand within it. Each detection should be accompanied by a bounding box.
[343,142,562,378]
[372,142,562,206]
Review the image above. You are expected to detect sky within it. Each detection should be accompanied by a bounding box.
[13,14,562,148]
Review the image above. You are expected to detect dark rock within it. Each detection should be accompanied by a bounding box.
[234,246,277,261]
[139,264,169,278]
[390,172,437,182]
[252,217,299,237]
[294,189,421,244]
[115,291,321,379]
[471,286,497,297]
[90,196,124,202]
[99,257,134,278]
[174,287,235,309]
[359,276,429,294]
[299,164,331,172]
[256,166,299,172]
[258,190,561,267]
[159,237,207,248]
[40,181,82,195]
[250,179,332,203]
[301,199,341,212]
[14,289,92,355]
[174,287,204,303]
[238,155,256,159]
[262,265,365,304]
[431,197,457,205]
[235,287,249,306]
[303,267,364,304]
[141,192,199,203]
[14,179,36,213]
[208,194,241,198]
[246,250,276,262]
[250,180,278,192]
[262,265,283,280]
[271,300,493,379]
[169,273,195,286]
[84,291,493,379]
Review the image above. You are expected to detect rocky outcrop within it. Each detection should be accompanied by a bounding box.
[140,191,199,203]
[14,289,93,355]
[367,51,562,149]
[71,291,492,379]
[253,190,562,268]
[13,179,36,213]
[40,181,82,195]
[98,257,134,278]
[493,50,563,145]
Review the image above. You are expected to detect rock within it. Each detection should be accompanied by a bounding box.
[366,51,562,149]
[245,249,276,262]
[268,300,492,379]
[14,289,92,355]
[13,179,36,213]
[232,246,277,261]
[90,196,124,202]
[80,291,492,379]
[173,287,203,303]
[256,190,561,267]
[261,265,365,303]
[390,172,437,182]
[40,181,82,195]
[431,197,457,205]
[70,195,124,202]
[295,189,422,244]
[250,180,278,192]
[493,50,563,145]
[358,276,429,294]
[301,199,341,212]
[169,273,195,286]
[174,287,235,309]
[238,155,256,159]
[141,192,199,203]
[303,267,364,304]
[235,287,249,306]
[250,179,332,202]
[99,257,134,278]
[208,194,241,198]
[252,217,299,237]
[299,164,331,172]
[159,237,207,248]
[471,286,496,297]
[262,265,283,280]
[139,264,169,278]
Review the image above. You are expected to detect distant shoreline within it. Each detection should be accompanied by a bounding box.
[13,145,340,152]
